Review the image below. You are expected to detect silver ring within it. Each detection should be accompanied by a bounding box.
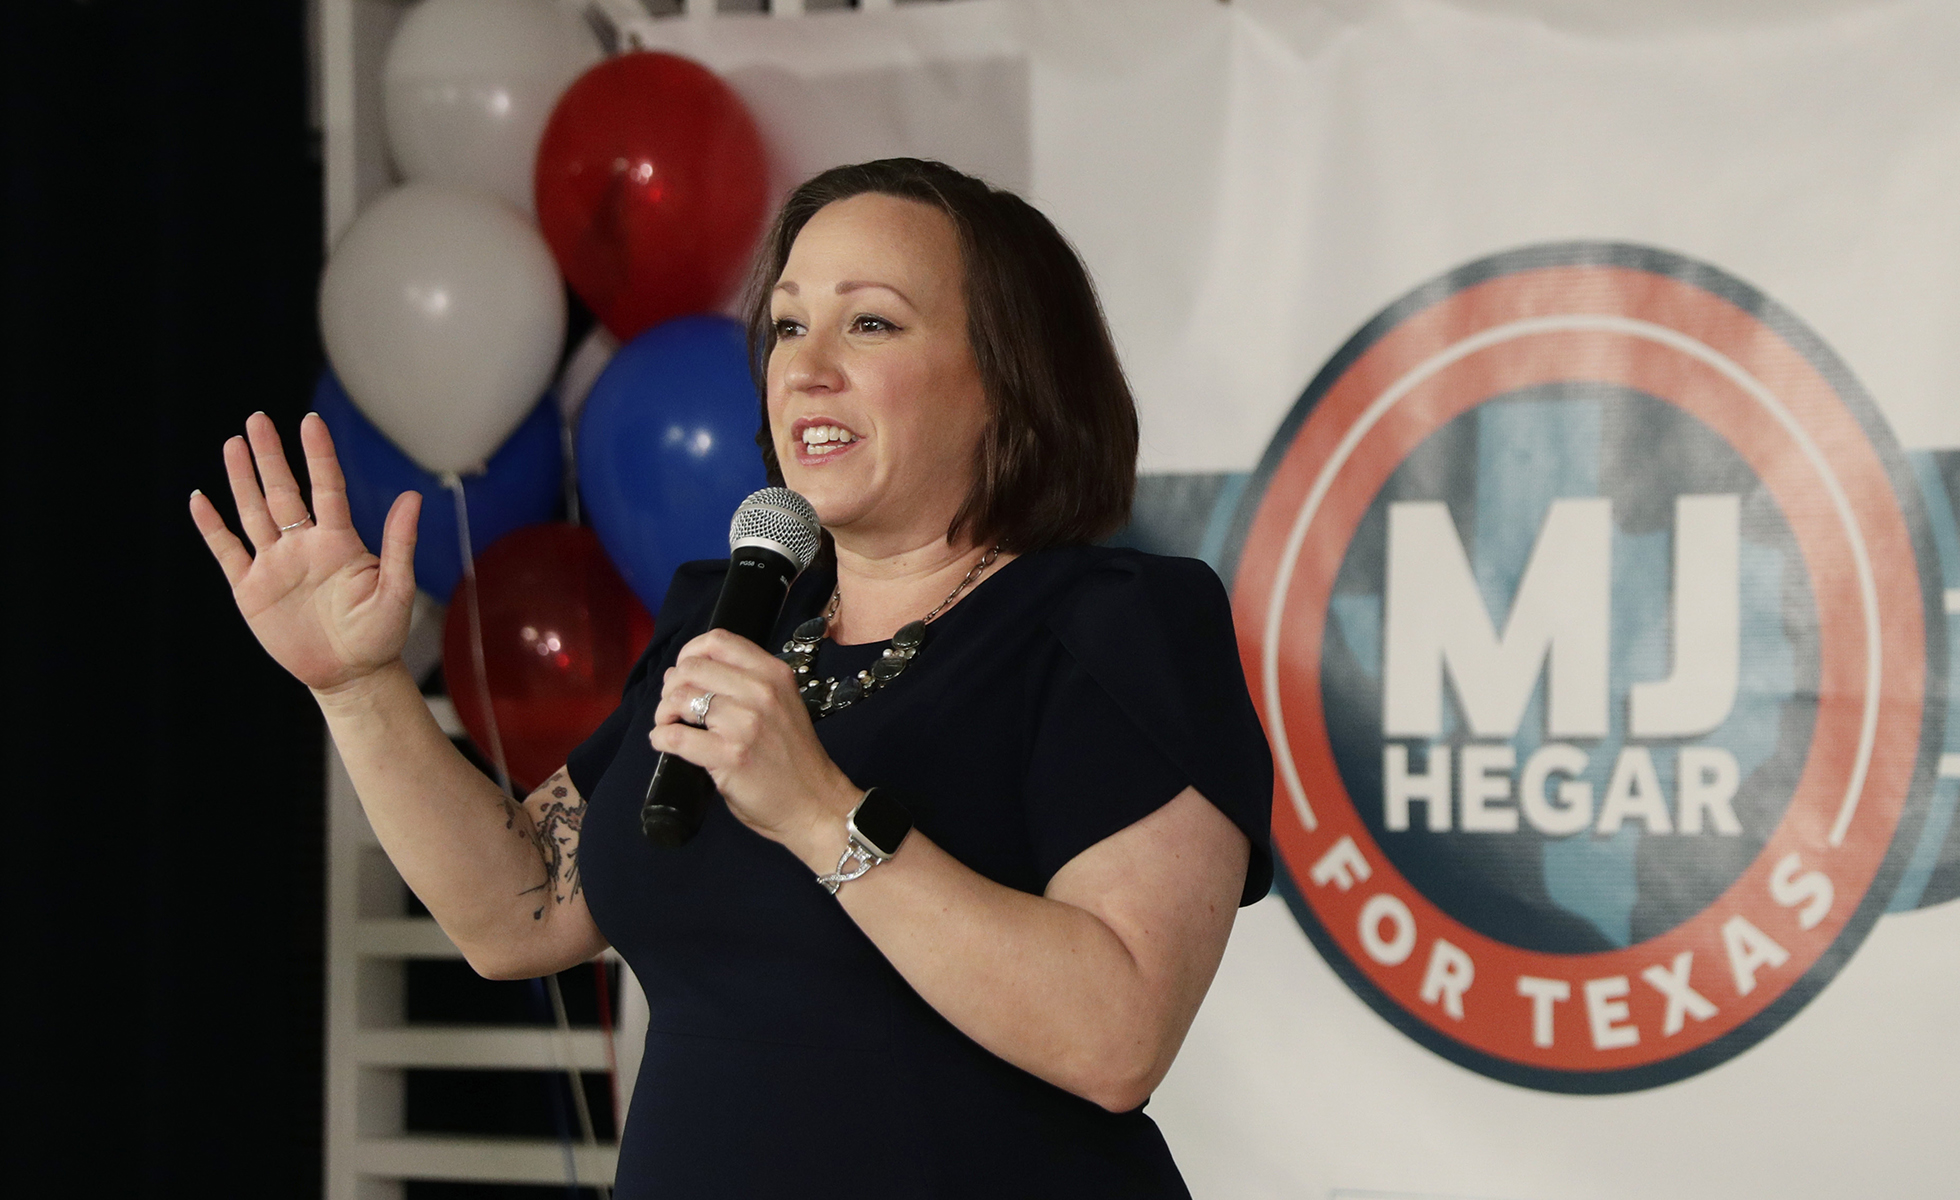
[278,515,312,533]
[688,691,715,726]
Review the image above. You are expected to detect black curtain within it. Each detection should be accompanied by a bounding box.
[8,2,325,1192]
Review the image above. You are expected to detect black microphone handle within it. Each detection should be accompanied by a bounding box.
[640,543,800,848]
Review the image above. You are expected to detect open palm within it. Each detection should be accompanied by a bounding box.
[190,412,422,693]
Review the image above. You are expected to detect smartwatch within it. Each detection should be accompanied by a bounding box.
[817,787,914,894]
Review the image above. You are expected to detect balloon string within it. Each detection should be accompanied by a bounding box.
[559,407,581,527]
[443,472,514,800]
[528,978,581,1192]
[547,972,610,1197]
[594,957,621,1140]
[452,473,610,1189]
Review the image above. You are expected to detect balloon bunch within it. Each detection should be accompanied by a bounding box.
[316,0,777,784]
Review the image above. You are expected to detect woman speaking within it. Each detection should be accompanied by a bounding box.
[192,158,1272,1197]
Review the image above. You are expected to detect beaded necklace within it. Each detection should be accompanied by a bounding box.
[779,545,1002,719]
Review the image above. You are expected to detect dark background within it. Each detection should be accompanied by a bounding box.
[8,1,327,1191]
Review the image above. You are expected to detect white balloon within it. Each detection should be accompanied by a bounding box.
[383,0,602,215]
[319,184,567,475]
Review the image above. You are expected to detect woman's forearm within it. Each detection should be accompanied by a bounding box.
[787,788,1247,1112]
[314,660,603,978]
[839,835,1169,1109]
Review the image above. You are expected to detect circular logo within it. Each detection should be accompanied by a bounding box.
[1226,243,1945,1092]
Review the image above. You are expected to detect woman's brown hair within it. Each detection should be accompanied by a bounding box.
[744,158,1137,552]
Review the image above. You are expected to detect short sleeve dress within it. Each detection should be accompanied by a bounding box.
[567,543,1274,1199]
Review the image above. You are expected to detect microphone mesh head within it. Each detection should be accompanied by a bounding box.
[728,487,822,570]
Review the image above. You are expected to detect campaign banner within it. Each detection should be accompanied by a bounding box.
[637,2,1960,1195]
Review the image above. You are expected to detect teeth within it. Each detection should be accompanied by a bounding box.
[800,424,859,453]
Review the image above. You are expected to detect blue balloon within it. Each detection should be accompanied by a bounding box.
[577,314,769,612]
[312,369,564,603]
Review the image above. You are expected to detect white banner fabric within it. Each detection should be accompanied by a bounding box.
[634,3,1960,1197]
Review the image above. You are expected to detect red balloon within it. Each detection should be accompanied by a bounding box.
[443,524,655,793]
[535,52,770,341]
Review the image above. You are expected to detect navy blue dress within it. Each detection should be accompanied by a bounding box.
[567,544,1274,1198]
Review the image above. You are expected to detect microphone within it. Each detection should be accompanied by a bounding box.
[640,487,822,847]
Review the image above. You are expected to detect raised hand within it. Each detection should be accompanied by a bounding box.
[190,411,421,694]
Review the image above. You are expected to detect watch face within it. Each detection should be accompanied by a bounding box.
[852,788,914,858]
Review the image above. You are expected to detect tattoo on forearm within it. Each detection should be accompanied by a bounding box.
[514,769,587,920]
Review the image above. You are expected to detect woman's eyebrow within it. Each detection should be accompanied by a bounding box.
[772,279,918,307]
[836,280,915,307]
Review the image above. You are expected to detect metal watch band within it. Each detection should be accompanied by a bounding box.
[816,840,878,895]
[815,788,912,894]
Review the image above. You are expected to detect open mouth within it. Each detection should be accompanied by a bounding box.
[793,420,862,461]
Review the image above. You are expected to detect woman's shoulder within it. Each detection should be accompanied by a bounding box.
[1071,542,1227,595]
[616,560,729,693]
[656,559,730,632]
[1008,543,1246,704]
[1023,544,1234,637]
[1021,545,1274,904]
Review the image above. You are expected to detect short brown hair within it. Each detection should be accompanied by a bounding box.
[745,158,1137,552]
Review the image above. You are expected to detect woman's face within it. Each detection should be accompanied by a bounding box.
[766,192,989,553]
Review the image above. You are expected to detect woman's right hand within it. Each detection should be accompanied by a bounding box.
[190,411,421,695]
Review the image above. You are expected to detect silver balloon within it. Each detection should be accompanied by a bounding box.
[383,0,602,216]
[319,184,567,475]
